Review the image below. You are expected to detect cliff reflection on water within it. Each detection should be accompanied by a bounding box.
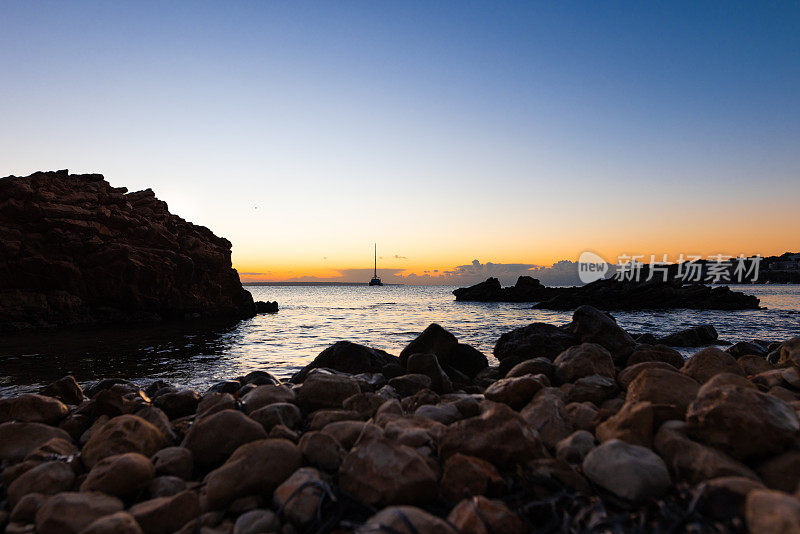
[1,284,799,395]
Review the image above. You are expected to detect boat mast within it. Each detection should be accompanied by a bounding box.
[373,243,377,277]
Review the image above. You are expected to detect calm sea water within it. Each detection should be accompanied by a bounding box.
[1,284,798,395]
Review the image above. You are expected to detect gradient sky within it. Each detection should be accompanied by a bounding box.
[2,2,799,283]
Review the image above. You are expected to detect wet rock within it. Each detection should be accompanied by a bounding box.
[0,423,70,462]
[320,421,366,450]
[699,476,765,520]
[249,402,302,431]
[0,394,68,425]
[340,432,438,505]
[565,401,599,432]
[129,490,200,534]
[40,376,84,405]
[8,461,75,507]
[147,476,186,498]
[555,430,596,464]
[296,372,360,411]
[566,306,635,365]
[308,409,362,430]
[626,344,684,369]
[493,322,578,363]
[440,402,547,468]
[358,506,455,533]
[440,453,504,502]
[80,511,143,534]
[399,323,458,368]
[655,420,758,484]
[447,496,526,534]
[24,437,79,463]
[342,392,386,419]
[181,409,267,467]
[727,340,770,359]
[757,450,800,492]
[154,389,200,419]
[133,406,176,442]
[206,380,241,395]
[626,368,700,414]
[292,341,398,383]
[567,374,618,404]
[553,343,615,384]
[596,401,655,448]
[241,385,295,413]
[81,452,154,498]
[681,347,744,384]
[10,493,49,524]
[196,392,236,418]
[241,370,281,387]
[82,415,168,469]
[520,389,574,449]
[441,343,489,379]
[505,357,553,379]
[702,371,756,391]
[405,353,453,393]
[686,384,800,460]
[152,447,193,480]
[484,375,545,409]
[582,439,671,504]
[616,361,676,389]
[299,431,345,472]
[746,489,800,533]
[388,374,433,397]
[34,492,124,534]
[273,467,326,526]
[205,439,301,507]
[657,325,718,347]
[232,509,279,534]
[776,337,800,368]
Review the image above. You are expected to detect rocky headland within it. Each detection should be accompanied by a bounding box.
[454,276,761,310]
[0,170,275,333]
[1,306,799,533]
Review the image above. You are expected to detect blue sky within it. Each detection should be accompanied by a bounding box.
[2,1,798,282]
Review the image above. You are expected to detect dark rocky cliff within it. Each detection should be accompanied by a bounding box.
[0,170,255,332]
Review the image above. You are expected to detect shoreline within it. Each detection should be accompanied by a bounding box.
[1,305,798,532]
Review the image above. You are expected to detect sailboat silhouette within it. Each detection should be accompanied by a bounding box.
[369,243,383,286]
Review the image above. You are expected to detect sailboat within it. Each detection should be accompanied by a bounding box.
[369,243,383,286]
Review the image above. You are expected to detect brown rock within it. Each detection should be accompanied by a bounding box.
[340,431,438,505]
[655,420,758,484]
[555,430,596,464]
[296,372,360,411]
[155,389,200,419]
[566,306,635,365]
[682,347,744,384]
[440,453,504,502]
[133,406,176,442]
[152,447,193,480]
[553,343,615,383]
[308,409,362,430]
[81,415,167,469]
[388,374,433,397]
[746,489,800,534]
[777,337,800,368]
[448,496,526,534]
[567,374,618,404]
[738,354,773,376]
[616,361,677,389]
[181,409,266,467]
[400,323,459,368]
[35,492,123,534]
[357,506,456,533]
[41,376,84,405]
[582,439,671,503]
[269,424,299,441]
[596,401,655,448]
[205,439,301,507]
[249,402,302,431]
[320,421,366,450]
[147,476,186,498]
[298,431,344,472]
[24,437,79,463]
[10,493,49,523]
[626,368,699,414]
[686,384,800,460]
[702,372,756,391]
[626,344,684,368]
[273,467,326,526]
[441,402,547,467]
[484,375,545,409]
[81,453,154,498]
[129,490,199,534]
[342,392,385,419]
[565,402,599,432]
[241,385,295,413]
[196,392,236,418]
[232,509,279,534]
[505,357,553,379]
[520,389,574,449]
[8,461,75,507]
[0,422,72,462]
[80,511,143,534]
[405,353,453,393]
[0,394,68,425]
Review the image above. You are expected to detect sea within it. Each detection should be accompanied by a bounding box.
[1,284,799,396]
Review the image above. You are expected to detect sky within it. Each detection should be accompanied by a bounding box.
[2,1,799,284]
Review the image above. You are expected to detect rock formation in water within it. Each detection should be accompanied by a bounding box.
[454,276,760,310]
[0,170,257,332]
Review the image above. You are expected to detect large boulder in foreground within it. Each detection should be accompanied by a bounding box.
[291,341,398,383]
[0,170,255,332]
